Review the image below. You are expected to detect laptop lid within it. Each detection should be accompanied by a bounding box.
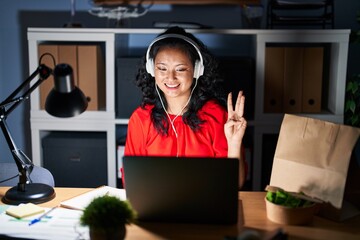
[123,156,239,224]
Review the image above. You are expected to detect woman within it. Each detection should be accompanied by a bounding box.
[124,26,247,188]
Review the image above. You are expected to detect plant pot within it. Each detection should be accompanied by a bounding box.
[89,224,126,240]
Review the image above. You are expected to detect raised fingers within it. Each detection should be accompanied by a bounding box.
[227,92,234,119]
[235,91,245,117]
[228,91,245,117]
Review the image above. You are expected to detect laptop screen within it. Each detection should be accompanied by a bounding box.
[123,156,239,224]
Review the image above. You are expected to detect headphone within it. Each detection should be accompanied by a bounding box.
[145,33,204,79]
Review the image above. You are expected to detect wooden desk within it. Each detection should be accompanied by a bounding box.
[1,187,359,240]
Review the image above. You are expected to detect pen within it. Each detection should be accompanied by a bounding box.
[28,206,57,226]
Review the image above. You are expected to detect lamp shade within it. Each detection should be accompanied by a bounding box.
[45,64,88,118]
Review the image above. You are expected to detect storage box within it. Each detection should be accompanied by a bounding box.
[42,132,107,188]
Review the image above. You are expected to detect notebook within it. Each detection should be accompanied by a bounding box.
[123,156,239,224]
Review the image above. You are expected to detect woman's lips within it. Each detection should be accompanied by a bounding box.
[165,83,180,89]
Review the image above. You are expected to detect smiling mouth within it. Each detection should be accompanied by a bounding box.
[165,83,180,89]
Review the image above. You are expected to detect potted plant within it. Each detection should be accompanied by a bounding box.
[80,195,137,240]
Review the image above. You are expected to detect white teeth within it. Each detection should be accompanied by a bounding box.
[165,83,179,88]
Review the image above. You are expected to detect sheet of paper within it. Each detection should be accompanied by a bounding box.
[0,207,89,240]
[60,185,127,210]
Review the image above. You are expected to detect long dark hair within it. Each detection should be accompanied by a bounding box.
[135,26,226,136]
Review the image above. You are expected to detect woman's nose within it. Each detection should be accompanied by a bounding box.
[167,70,176,80]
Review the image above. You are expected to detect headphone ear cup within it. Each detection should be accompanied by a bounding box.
[193,60,204,79]
[146,58,155,77]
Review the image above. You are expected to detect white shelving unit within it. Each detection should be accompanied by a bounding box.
[27,28,350,190]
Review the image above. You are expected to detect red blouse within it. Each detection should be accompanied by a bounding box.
[124,100,228,158]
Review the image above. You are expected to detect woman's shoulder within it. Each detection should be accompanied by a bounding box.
[129,104,154,121]
[200,100,226,113]
[199,100,227,120]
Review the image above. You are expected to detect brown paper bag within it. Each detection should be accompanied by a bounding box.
[270,114,360,221]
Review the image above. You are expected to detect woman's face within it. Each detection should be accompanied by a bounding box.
[154,47,194,101]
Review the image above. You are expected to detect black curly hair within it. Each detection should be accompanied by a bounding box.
[134,26,227,136]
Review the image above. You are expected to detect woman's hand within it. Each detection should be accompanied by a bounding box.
[225,91,247,189]
[224,91,247,147]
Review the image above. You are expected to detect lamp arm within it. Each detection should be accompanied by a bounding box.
[0,64,52,118]
[0,118,33,191]
[0,64,52,192]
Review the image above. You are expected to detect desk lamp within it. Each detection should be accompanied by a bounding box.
[0,54,88,205]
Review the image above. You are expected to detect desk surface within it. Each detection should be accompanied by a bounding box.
[1,187,359,240]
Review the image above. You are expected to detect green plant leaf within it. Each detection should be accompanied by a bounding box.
[345,100,351,112]
[349,100,356,113]
[351,115,359,126]
[352,82,359,94]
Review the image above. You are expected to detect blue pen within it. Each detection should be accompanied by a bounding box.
[28,206,57,226]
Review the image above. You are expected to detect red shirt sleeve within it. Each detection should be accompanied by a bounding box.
[197,101,228,157]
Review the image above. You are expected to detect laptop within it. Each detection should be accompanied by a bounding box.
[123,156,239,225]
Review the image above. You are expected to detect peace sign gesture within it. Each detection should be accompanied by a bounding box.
[224,91,247,151]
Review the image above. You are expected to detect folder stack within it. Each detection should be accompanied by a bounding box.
[264,46,324,114]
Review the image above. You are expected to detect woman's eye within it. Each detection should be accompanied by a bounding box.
[176,68,187,72]
[156,66,166,71]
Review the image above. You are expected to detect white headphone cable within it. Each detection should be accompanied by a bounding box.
[155,78,198,139]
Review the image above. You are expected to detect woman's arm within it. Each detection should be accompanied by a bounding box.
[224,91,247,189]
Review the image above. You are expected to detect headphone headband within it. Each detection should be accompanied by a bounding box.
[145,33,204,79]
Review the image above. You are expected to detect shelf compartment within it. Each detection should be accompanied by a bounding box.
[264,45,325,114]
[42,131,107,188]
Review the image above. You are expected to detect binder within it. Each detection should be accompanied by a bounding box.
[77,45,105,111]
[302,47,324,113]
[264,47,284,113]
[283,47,303,113]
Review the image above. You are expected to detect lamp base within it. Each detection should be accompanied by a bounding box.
[2,183,56,205]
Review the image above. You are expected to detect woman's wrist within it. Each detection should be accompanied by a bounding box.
[227,141,242,159]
